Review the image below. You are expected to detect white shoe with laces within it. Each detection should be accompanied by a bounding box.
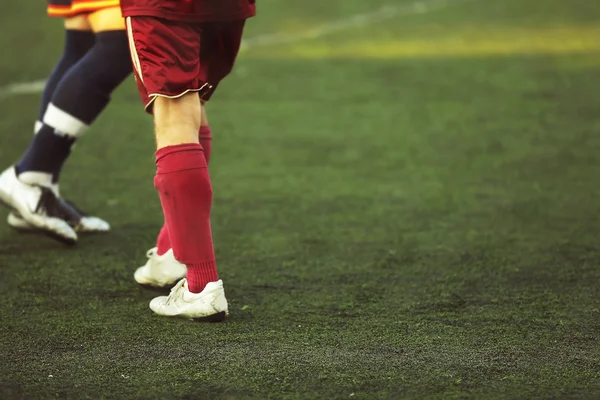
[7,199,110,233]
[0,166,77,244]
[149,278,228,322]
[134,247,186,288]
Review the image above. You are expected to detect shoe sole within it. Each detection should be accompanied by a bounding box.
[0,198,77,246]
[8,217,108,235]
[156,310,227,322]
[192,311,227,323]
[9,208,110,233]
[137,282,173,292]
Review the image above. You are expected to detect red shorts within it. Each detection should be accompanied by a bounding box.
[125,16,245,113]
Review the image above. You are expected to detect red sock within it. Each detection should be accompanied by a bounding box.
[154,143,218,293]
[154,125,213,253]
[199,125,212,164]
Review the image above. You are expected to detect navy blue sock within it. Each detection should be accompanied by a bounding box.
[17,30,132,185]
[37,29,95,129]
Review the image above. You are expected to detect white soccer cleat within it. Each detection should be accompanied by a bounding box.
[0,166,77,244]
[7,207,110,233]
[7,212,37,231]
[77,216,110,232]
[149,278,228,322]
[134,247,186,288]
[59,198,110,232]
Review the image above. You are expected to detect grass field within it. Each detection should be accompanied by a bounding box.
[2,0,600,398]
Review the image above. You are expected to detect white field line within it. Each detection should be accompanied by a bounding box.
[0,0,474,98]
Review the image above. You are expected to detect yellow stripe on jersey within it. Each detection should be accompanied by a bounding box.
[48,0,119,17]
[71,0,119,12]
[47,5,75,17]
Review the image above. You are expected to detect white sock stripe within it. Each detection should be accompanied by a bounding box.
[43,103,89,138]
[34,120,43,135]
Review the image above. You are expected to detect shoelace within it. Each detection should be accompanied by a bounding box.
[165,279,187,305]
[170,279,186,294]
[146,247,158,259]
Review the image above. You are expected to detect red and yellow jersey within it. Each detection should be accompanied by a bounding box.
[47,0,120,18]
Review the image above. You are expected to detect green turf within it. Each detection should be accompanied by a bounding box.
[2,0,600,398]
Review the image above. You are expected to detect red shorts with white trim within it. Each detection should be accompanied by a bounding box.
[125,16,246,113]
[47,0,120,18]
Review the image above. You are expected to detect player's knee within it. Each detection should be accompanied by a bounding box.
[83,30,132,94]
[44,29,131,129]
[154,94,202,138]
[154,123,201,148]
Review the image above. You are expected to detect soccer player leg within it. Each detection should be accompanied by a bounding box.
[0,10,95,241]
[126,16,227,320]
[139,104,212,288]
[33,6,130,186]
[36,15,95,135]
[6,6,131,239]
[138,106,213,288]
[153,94,227,321]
